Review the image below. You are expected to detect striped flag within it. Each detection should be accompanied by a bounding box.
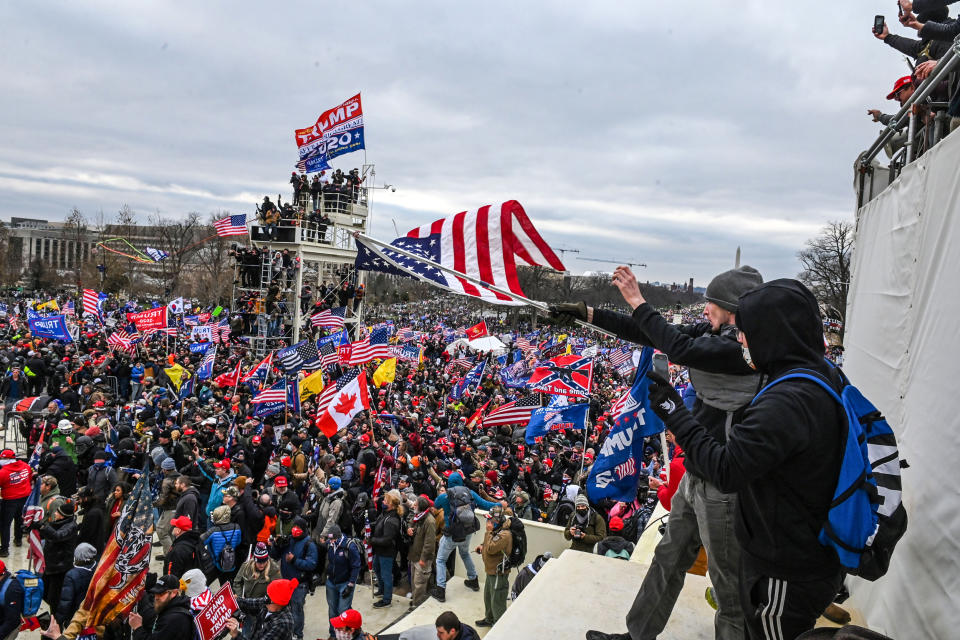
[213,214,248,237]
[106,330,135,352]
[343,326,390,365]
[445,356,474,375]
[354,200,566,304]
[196,346,217,380]
[145,247,169,261]
[318,340,339,367]
[241,352,273,385]
[252,382,287,404]
[277,340,320,373]
[482,394,542,427]
[80,472,155,629]
[395,327,414,342]
[63,300,76,316]
[363,517,374,570]
[310,306,346,329]
[23,478,44,574]
[607,346,632,369]
[82,289,104,318]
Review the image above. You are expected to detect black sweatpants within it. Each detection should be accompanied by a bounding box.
[740,564,843,640]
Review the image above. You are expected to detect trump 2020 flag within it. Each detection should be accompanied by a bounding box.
[77,471,155,630]
[587,347,665,503]
[525,398,589,445]
[28,315,73,342]
[450,361,485,400]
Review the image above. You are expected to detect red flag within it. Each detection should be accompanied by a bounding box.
[315,370,370,437]
[528,355,594,398]
[214,360,242,388]
[465,400,490,429]
[465,320,488,340]
[77,472,154,629]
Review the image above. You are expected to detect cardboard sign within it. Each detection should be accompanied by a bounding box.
[194,583,240,640]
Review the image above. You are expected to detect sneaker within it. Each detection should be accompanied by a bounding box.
[155,555,165,562]
[475,619,494,628]
[405,592,412,599]
[585,633,632,640]
[373,589,383,597]
[0,550,8,558]
[463,577,480,592]
[431,586,446,602]
[705,586,718,611]
[372,600,391,608]
[13,539,21,548]
[823,603,852,625]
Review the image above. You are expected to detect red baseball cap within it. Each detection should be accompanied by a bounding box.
[887,75,914,100]
[212,459,231,470]
[170,516,193,531]
[0,449,15,459]
[251,435,261,445]
[274,476,288,488]
[608,516,624,532]
[331,609,362,629]
[280,456,292,467]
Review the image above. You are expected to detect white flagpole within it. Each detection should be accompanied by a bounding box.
[353,232,615,338]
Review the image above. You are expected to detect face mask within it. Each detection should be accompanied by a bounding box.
[741,345,756,370]
[335,630,353,640]
[576,508,588,516]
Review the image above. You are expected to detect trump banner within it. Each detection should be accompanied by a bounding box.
[525,399,589,445]
[586,348,665,503]
[295,93,365,171]
[126,307,167,331]
[28,315,72,342]
[194,583,239,640]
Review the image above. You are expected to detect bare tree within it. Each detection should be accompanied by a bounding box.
[797,220,853,336]
[190,212,235,305]
[61,207,88,288]
[150,211,204,296]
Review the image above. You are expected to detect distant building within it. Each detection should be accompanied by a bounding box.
[5,217,99,273]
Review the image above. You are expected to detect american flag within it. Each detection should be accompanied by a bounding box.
[363,517,374,570]
[395,327,414,342]
[214,318,231,343]
[23,478,44,574]
[344,326,391,365]
[355,200,566,304]
[608,346,632,368]
[318,340,339,367]
[63,300,76,316]
[107,330,135,351]
[310,306,346,329]
[213,214,248,237]
[445,356,473,375]
[482,394,542,427]
[515,336,536,353]
[314,368,364,415]
[146,326,178,336]
[277,339,320,373]
[252,381,287,403]
[82,289,104,319]
[196,346,217,380]
[81,472,156,629]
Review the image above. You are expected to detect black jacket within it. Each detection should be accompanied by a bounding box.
[370,509,401,556]
[663,280,843,581]
[40,516,79,574]
[165,529,201,578]
[0,571,23,639]
[131,594,194,640]
[174,487,203,529]
[42,451,78,497]
[56,565,94,626]
[237,490,264,545]
[78,501,109,553]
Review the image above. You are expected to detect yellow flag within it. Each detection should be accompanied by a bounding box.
[373,358,397,388]
[300,369,325,401]
[164,364,186,391]
[37,300,59,311]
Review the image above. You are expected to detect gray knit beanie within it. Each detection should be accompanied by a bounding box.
[705,266,763,312]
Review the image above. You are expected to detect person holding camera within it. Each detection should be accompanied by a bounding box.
[563,493,606,553]
[474,504,513,628]
[224,577,299,640]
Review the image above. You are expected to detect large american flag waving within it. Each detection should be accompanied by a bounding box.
[355,200,566,304]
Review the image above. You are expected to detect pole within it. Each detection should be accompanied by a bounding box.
[578,418,590,479]
[353,232,616,338]
[292,250,304,345]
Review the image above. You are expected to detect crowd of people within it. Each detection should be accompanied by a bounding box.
[868,0,960,160]
[0,247,859,640]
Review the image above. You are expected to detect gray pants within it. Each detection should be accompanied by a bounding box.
[626,473,743,640]
[156,510,175,555]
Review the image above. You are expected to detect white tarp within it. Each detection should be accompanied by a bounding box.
[844,131,960,638]
[443,335,509,355]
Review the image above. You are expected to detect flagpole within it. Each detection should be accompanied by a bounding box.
[353,232,615,338]
[579,417,590,480]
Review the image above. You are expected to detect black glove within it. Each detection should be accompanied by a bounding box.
[646,371,684,423]
[340,584,354,598]
[547,302,588,327]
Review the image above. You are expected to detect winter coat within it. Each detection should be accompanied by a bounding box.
[370,509,401,557]
[480,524,512,575]
[325,535,362,585]
[174,487,203,529]
[42,451,78,497]
[237,490,264,545]
[153,473,180,511]
[77,501,109,553]
[131,594,194,640]
[316,490,346,537]
[564,509,606,553]
[664,279,844,582]
[86,462,117,500]
[0,571,24,639]
[278,534,317,581]
[40,516,79,574]
[201,523,242,572]
[165,529,201,578]
[232,558,281,599]
[56,565,94,625]
[596,535,635,560]
[408,512,437,565]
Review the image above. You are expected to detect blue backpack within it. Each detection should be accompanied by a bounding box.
[752,366,908,581]
[0,570,44,616]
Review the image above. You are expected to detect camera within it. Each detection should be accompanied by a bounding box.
[873,15,885,35]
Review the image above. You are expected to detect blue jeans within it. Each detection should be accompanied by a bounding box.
[288,582,307,637]
[326,580,355,635]
[374,554,393,603]
[435,535,477,588]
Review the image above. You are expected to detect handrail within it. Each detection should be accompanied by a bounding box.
[859,35,960,168]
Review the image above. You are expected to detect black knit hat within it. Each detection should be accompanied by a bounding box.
[705,266,764,312]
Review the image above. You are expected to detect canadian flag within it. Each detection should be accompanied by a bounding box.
[316,370,371,437]
[465,320,488,340]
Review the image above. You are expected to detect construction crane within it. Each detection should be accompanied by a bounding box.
[553,247,581,259]
[578,257,647,268]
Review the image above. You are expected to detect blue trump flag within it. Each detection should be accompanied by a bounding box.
[525,399,589,445]
[318,329,350,349]
[586,347,665,503]
[28,315,73,342]
[450,361,485,400]
[189,342,213,355]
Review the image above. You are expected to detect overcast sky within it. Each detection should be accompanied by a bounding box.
[0,1,912,286]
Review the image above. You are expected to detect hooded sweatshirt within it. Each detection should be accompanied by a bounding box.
[663,279,844,581]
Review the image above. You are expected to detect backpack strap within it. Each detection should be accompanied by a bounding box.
[0,575,10,604]
[751,368,842,406]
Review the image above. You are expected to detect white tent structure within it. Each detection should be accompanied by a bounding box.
[444,335,509,355]
[845,129,960,638]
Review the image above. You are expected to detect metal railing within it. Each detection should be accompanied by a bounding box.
[857,35,960,207]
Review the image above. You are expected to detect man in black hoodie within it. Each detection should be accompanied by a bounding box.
[644,279,844,640]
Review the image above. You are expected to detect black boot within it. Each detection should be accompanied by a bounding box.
[463,576,480,592]
[430,585,445,602]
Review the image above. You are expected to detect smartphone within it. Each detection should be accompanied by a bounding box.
[652,352,670,380]
[874,15,886,34]
[898,1,903,18]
